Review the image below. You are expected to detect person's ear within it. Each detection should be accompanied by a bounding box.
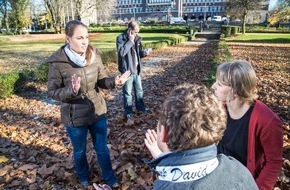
[66,36,70,43]
[160,125,168,143]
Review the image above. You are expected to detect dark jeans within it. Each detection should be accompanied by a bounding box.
[65,116,117,186]
[122,73,146,116]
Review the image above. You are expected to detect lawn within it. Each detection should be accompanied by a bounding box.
[225,33,290,43]
[89,33,183,50]
[0,33,181,52]
[0,33,183,73]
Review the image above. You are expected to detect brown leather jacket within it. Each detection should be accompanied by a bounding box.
[46,45,116,127]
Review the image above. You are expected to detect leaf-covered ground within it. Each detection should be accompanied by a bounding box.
[0,41,289,190]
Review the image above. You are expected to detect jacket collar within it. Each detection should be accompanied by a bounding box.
[146,144,217,169]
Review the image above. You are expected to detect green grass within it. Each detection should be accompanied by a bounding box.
[225,33,290,43]
[0,33,185,73]
[89,33,183,50]
[0,33,183,52]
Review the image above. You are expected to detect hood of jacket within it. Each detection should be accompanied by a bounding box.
[46,45,70,64]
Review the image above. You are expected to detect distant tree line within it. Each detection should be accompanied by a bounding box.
[0,0,116,34]
[268,0,290,26]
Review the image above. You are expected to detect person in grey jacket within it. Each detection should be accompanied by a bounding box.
[116,21,150,125]
[144,83,258,190]
[46,20,130,188]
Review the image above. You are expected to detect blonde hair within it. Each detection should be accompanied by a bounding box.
[216,60,258,103]
[158,83,227,152]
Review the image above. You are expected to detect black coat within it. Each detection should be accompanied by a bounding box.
[116,29,146,75]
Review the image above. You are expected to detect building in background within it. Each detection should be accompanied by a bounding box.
[246,1,270,24]
[112,0,229,22]
[111,0,269,23]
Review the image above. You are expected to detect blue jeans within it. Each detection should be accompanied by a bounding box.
[122,73,146,116]
[65,116,117,186]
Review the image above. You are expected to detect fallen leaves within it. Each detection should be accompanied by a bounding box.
[228,43,290,190]
[0,41,289,189]
[0,155,9,163]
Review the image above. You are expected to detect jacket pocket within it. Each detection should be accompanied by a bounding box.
[72,101,92,120]
[60,103,72,123]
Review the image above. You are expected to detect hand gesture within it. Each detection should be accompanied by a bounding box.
[144,48,152,56]
[144,129,163,159]
[128,29,136,42]
[115,71,131,87]
[71,74,81,94]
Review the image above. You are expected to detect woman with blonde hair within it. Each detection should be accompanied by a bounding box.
[211,60,283,190]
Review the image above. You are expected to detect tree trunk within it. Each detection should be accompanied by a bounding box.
[4,13,9,33]
[242,12,247,34]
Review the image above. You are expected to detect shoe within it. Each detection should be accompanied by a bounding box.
[81,180,89,187]
[110,183,120,189]
[124,115,134,126]
[137,108,150,115]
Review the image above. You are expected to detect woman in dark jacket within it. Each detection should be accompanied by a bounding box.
[46,20,130,188]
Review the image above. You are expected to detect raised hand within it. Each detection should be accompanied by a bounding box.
[144,129,163,159]
[115,71,131,87]
[71,74,81,94]
[128,29,136,42]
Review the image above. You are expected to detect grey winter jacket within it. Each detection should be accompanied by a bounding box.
[147,144,258,190]
[116,29,146,75]
[46,45,116,127]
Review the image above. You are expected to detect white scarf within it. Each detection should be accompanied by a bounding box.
[64,44,87,67]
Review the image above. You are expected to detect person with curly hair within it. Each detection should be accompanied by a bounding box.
[144,83,258,190]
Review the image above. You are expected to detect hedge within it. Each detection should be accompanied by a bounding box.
[89,25,197,34]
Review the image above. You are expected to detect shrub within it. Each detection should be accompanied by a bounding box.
[231,26,239,36]
[142,35,187,50]
[14,69,35,92]
[88,25,198,34]
[101,50,118,65]
[221,25,231,37]
[35,63,49,82]
[0,72,19,99]
[207,41,232,88]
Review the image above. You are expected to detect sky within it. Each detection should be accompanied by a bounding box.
[269,0,278,10]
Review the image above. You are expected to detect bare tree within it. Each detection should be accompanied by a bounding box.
[93,0,116,23]
[0,0,10,32]
[73,0,82,20]
[44,0,64,33]
[225,0,264,34]
[30,0,47,31]
[70,0,116,24]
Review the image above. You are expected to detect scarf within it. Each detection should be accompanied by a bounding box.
[64,44,87,67]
